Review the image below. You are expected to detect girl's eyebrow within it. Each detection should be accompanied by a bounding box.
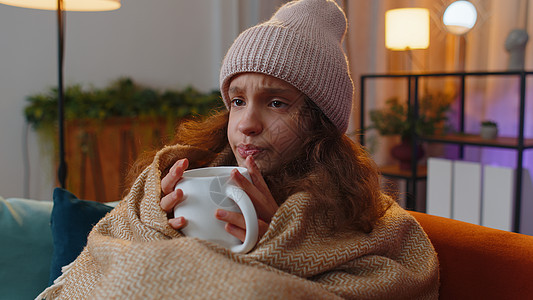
[262,87,295,95]
[228,86,244,95]
[229,86,296,96]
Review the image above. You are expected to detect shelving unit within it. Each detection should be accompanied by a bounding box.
[359,71,533,232]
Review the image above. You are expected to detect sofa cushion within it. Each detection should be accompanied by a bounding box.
[410,211,533,300]
[0,196,54,300]
[49,188,114,284]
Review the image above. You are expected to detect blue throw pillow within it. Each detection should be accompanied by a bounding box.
[0,196,53,300]
[49,188,114,284]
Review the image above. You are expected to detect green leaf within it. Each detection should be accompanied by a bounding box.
[23,77,222,129]
[367,92,453,138]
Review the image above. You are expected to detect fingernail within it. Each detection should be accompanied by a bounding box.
[175,216,184,226]
[178,216,185,225]
[169,162,176,174]
[216,209,227,218]
[174,160,183,176]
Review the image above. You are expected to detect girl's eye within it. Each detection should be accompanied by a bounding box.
[270,100,288,108]
[231,98,245,107]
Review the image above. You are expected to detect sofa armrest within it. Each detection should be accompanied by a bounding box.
[410,211,533,300]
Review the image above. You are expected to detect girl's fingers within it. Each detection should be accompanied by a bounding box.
[168,216,187,229]
[216,209,271,242]
[161,159,188,232]
[161,158,189,195]
[225,223,246,242]
[257,219,270,240]
[231,157,279,223]
[216,209,246,228]
[160,189,184,212]
[216,209,247,242]
[245,155,270,195]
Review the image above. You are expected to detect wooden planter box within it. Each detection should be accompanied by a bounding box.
[63,117,176,202]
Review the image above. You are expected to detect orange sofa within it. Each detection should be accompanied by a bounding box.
[410,211,533,300]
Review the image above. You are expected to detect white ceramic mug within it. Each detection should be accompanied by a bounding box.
[173,166,258,253]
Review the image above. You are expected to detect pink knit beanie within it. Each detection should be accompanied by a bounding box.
[219,0,354,133]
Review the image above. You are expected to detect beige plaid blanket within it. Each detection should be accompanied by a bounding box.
[38,144,439,299]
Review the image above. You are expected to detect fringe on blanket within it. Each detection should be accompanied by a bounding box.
[35,261,75,300]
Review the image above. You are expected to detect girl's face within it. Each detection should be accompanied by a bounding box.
[227,73,308,174]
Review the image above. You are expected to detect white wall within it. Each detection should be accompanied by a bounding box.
[0,0,256,200]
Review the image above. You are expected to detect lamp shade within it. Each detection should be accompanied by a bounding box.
[385,8,430,51]
[0,0,120,11]
[443,0,477,35]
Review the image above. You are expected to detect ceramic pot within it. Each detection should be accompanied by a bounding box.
[480,126,498,140]
[390,138,425,170]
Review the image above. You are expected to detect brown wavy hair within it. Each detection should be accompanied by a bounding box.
[124,99,390,233]
[123,109,229,189]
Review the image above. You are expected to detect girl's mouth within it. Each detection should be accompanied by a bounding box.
[237,144,264,158]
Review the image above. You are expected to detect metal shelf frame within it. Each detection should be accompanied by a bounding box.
[359,70,533,233]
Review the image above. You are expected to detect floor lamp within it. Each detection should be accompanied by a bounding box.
[0,0,120,188]
[384,8,430,209]
[385,8,430,72]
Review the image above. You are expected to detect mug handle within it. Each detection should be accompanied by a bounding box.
[225,186,258,253]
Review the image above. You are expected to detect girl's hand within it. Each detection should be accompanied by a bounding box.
[160,158,189,229]
[215,155,279,243]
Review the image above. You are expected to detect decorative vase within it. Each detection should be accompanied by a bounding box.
[480,125,498,140]
[390,138,425,170]
[505,29,529,71]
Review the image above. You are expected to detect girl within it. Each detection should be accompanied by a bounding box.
[40,1,439,299]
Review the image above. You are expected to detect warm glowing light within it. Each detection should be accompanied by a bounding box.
[443,1,477,35]
[385,8,430,51]
[0,0,120,11]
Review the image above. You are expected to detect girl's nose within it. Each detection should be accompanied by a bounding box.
[238,107,263,136]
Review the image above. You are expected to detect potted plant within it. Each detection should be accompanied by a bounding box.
[367,93,452,169]
[24,77,222,201]
[24,77,222,130]
[480,120,498,140]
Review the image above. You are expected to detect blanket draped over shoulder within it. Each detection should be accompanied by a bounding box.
[38,144,439,300]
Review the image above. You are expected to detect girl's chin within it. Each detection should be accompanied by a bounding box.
[236,160,247,168]
[252,158,281,174]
